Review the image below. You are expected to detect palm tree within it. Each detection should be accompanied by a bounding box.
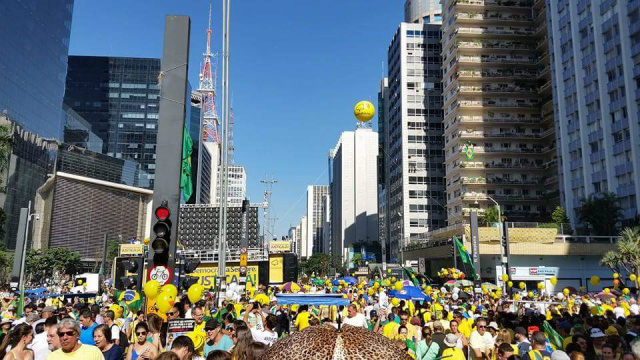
[599,227,640,277]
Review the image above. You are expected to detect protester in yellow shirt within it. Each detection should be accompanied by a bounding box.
[294,305,312,331]
[442,334,467,360]
[383,313,400,340]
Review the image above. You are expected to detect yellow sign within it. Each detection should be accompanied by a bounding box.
[240,253,248,267]
[269,241,291,253]
[119,244,144,256]
[269,255,284,284]
[145,298,167,320]
[188,264,259,292]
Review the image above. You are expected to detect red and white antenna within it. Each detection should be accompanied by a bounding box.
[198,2,219,143]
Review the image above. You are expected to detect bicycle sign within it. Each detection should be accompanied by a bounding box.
[148,265,172,285]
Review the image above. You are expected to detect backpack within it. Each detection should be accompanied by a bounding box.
[111,324,129,351]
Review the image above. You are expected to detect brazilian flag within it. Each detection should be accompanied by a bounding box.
[454,236,479,281]
[180,126,193,201]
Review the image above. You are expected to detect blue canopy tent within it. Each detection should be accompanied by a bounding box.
[388,286,432,301]
[276,294,350,306]
[342,276,357,285]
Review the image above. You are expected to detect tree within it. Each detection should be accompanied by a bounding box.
[0,124,12,242]
[600,227,640,276]
[351,253,363,267]
[25,248,82,281]
[0,243,12,283]
[303,253,331,277]
[577,192,622,235]
[551,206,571,234]
[102,239,120,276]
[481,205,501,224]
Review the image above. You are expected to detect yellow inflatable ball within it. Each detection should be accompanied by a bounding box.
[367,288,375,296]
[528,291,533,298]
[155,292,172,313]
[187,284,204,304]
[501,274,509,282]
[109,304,123,319]
[514,294,521,301]
[550,277,558,285]
[590,276,600,286]
[354,101,375,123]
[391,298,400,307]
[387,268,392,273]
[426,286,432,293]
[537,282,545,290]
[394,281,404,291]
[144,280,161,300]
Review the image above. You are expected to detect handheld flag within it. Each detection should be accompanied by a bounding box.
[454,236,478,281]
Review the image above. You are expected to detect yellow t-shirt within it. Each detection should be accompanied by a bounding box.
[383,321,400,340]
[46,345,103,360]
[294,311,311,331]
[443,347,467,360]
[459,319,472,338]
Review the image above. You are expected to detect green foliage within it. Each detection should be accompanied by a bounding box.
[577,192,622,236]
[600,227,640,276]
[102,239,120,275]
[303,253,331,277]
[25,248,82,279]
[551,206,570,226]
[0,124,12,244]
[0,243,13,283]
[481,205,501,224]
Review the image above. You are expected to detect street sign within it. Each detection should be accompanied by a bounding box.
[148,265,172,285]
[418,258,426,274]
[239,253,248,267]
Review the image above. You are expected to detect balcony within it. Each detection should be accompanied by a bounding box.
[617,182,636,197]
[462,192,545,201]
[458,130,549,140]
[456,40,536,51]
[455,0,534,8]
[611,118,629,133]
[457,69,539,79]
[458,55,537,65]
[459,99,540,109]
[468,146,553,155]
[458,115,542,124]
[615,163,634,176]
[459,84,538,94]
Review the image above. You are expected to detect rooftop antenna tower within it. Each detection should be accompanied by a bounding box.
[228,96,234,164]
[196,2,220,204]
[260,175,277,240]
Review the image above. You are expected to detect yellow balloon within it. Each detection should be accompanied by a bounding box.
[630,274,637,282]
[507,281,513,288]
[550,277,558,285]
[394,281,404,291]
[162,284,178,298]
[514,294,521,301]
[156,292,172,313]
[426,286,432,293]
[604,288,610,294]
[590,276,600,286]
[563,288,570,296]
[613,273,619,279]
[78,280,83,285]
[623,288,630,295]
[387,268,392,273]
[501,274,509,282]
[519,282,526,290]
[187,284,204,303]
[144,280,161,300]
[354,101,375,123]
[143,238,150,245]
[528,291,533,297]
[391,298,400,307]
[367,288,374,296]
[537,282,545,289]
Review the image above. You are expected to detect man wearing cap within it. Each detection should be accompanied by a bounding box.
[203,319,232,356]
[442,333,466,360]
[521,331,551,360]
[515,326,531,354]
[589,328,606,358]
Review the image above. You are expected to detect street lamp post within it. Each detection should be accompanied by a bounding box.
[18,201,39,315]
[482,196,507,290]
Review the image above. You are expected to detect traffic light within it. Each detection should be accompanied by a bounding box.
[180,258,201,290]
[115,257,144,290]
[152,202,172,264]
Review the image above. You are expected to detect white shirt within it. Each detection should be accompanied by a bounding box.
[30,332,50,360]
[631,304,639,315]
[342,313,368,328]
[250,328,278,346]
[109,324,120,342]
[613,307,625,318]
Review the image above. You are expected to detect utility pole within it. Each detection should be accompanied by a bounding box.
[216,0,231,305]
[260,176,277,241]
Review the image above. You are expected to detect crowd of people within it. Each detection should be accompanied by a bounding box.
[0,275,639,360]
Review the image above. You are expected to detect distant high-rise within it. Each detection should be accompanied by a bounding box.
[330,128,379,265]
[0,1,75,248]
[547,0,640,226]
[299,215,309,260]
[306,185,329,255]
[64,56,162,188]
[441,0,558,223]
[381,23,446,261]
[404,0,442,24]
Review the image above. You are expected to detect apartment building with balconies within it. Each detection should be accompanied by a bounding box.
[441,0,558,222]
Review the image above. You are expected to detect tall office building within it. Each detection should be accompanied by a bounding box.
[546,0,640,225]
[64,56,162,189]
[63,105,103,153]
[330,128,378,265]
[0,1,74,248]
[288,226,299,257]
[306,185,329,255]
[299,215,309,260]
[404,0,442,24]
[441,0,558,223]
[381,23,446,261]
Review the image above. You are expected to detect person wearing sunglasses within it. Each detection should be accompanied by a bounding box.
[470,318,495,360]
[126,323,157,360]
[46,318,103,360]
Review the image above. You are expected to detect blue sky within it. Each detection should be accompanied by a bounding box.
[69,0,403,236]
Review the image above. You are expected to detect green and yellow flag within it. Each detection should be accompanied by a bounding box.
[180,126,193,201]
[454,236,478,281]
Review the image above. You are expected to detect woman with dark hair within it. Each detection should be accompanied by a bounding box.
[146,314,163,353]
[0,323,34,360]
[230,325,253,360]
[94,324,124,360]
[246,342,267,360]
[126,323,157,360]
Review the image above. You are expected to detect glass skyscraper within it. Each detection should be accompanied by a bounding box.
[0,1,74,249]
[64,56,161,189]
[0,0,74,140]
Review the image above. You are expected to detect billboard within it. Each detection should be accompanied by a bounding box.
[269,255,284,284]
[269,241,291,253]
[188,263,259,292]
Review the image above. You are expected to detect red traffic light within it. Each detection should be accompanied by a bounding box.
[155,206,170,221]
